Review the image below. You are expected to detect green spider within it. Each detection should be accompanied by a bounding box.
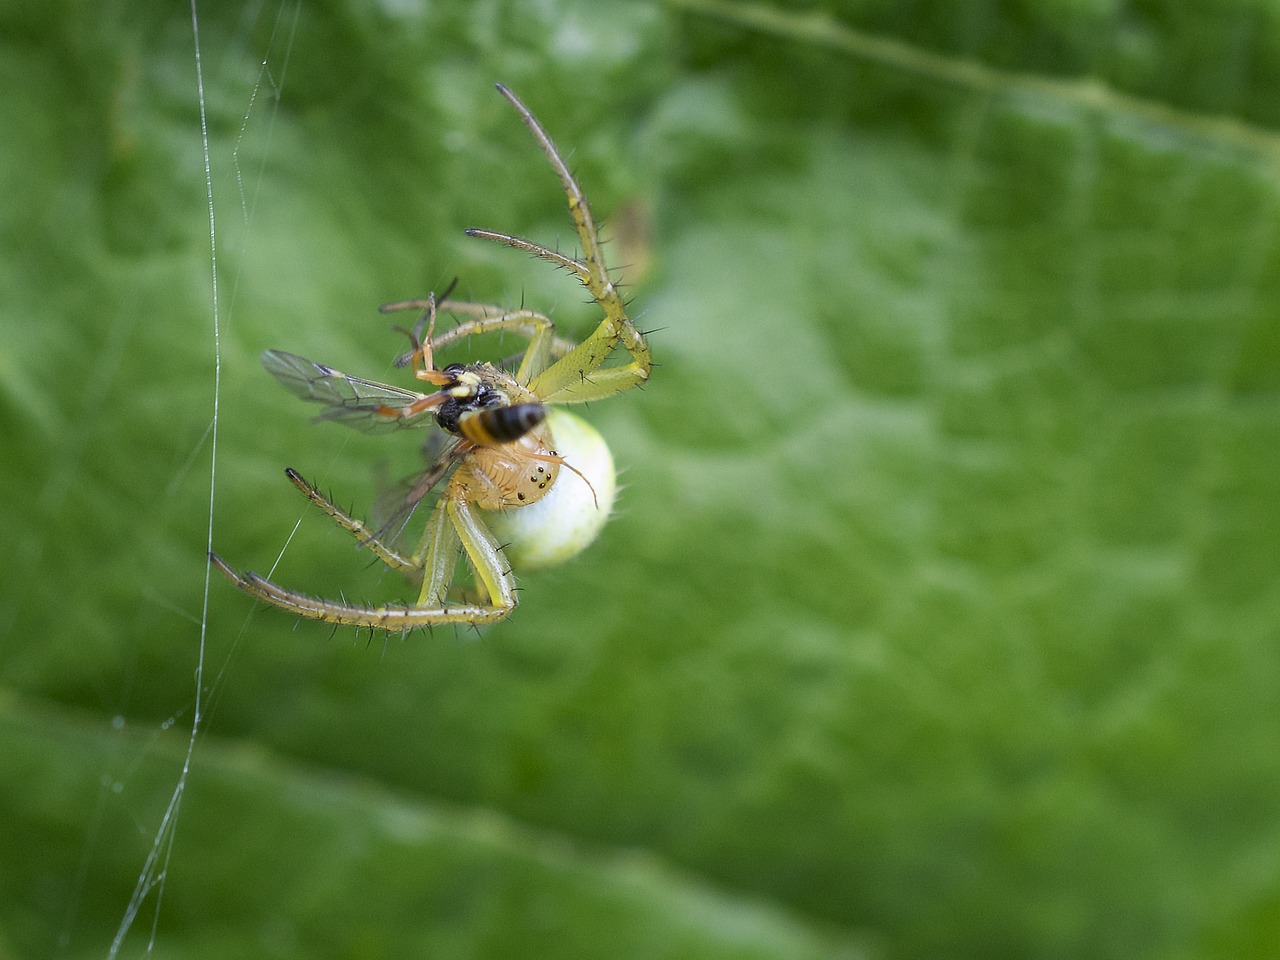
[211,84,651,630]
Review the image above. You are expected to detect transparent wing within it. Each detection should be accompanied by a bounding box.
[262,349,442,432]
[370,437,472,546]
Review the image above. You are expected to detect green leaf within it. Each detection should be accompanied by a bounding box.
[3,1,1280,958]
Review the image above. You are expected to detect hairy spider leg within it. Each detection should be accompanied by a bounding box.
[460,84,652,405]
[208,469,518,628]
[209,554,511,628]
[269,462,477,590]
[385,84,651,403]
[382,300,580,386]
[282,467,418,573]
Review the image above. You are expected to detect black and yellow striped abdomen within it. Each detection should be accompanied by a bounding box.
[457,403,546,446]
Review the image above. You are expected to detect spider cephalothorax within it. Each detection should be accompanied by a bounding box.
[211,84,649,630]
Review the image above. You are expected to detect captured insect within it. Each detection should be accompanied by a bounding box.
[210,84,651,630]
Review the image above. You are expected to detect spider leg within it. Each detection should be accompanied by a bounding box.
[529,319,651,404]
[384,300,577,385]
[466,85,652,405]
[460,228,650,403]
[284,468,417,573]
[433,301,559,385]
[209,474,518,629]
[440,486,517,614]
[412,495,459,606]
[209,552,507,628]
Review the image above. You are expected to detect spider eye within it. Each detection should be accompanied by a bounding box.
[443,363,466,375]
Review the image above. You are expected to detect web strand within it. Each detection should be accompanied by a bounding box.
[108,0,219,953]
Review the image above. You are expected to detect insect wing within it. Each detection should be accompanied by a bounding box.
[410,438,470,504]
[262,349,440,432]
[370,437,471,545]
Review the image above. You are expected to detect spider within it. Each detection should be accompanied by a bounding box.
[210,83,651,630]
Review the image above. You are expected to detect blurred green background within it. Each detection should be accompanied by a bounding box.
[3,0,1280,957]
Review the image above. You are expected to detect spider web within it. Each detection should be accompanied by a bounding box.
[39,4,651,953]
[98,2,303,953]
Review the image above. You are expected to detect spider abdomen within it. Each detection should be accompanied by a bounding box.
[452,421,561,511]
[481,410,617,571]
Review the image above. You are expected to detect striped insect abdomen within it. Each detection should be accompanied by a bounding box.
[457,403,546,445]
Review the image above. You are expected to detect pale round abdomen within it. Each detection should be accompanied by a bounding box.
[479,409,617,571]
